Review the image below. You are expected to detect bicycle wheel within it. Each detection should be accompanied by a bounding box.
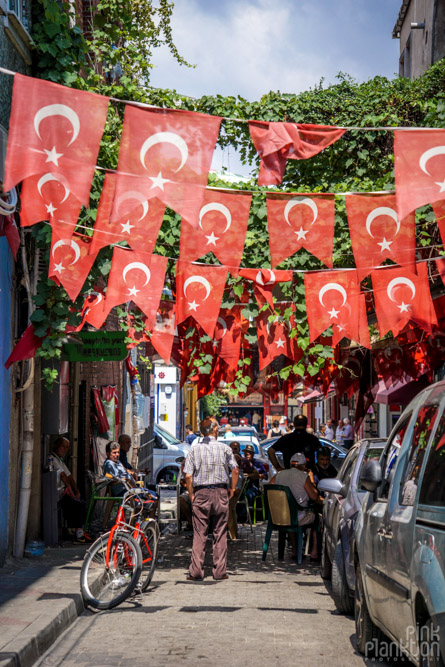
[138,520,160,592]
[80,530,142,609]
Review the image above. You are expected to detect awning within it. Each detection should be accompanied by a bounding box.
[297,389,335,405]
[373,374,430,405]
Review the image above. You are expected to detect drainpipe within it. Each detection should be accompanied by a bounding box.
[13,239,38,557]
[71,362,80,482]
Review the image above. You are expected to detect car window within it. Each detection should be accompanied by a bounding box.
[357,446,384,491]
[338,447,359,486]
[400,404,438,506]
[419,409,445,507]
[380,415,411,499]
[154,424,180,446]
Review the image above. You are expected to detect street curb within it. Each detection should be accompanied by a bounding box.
[0,592,84,667]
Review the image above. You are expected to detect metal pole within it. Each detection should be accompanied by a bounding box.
[71,362,80,482]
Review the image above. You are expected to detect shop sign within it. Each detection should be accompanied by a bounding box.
[62,331,127,362]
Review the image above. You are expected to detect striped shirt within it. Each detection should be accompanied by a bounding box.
[183,436,238,486]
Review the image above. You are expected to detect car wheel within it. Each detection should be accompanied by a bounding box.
[419,618,444,667]
[331,540,354,614]
[355,561,383,655]
[157,468,178,484]
[320,532,332,580]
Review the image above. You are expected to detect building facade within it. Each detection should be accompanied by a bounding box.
[393,0,445,79]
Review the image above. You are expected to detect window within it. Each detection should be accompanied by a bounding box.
[8,0,28,30]
[380,415,411,499]
[400,405,438,506]
[358,446,384,491]
[419,410,445,507]
[337,447,359,491]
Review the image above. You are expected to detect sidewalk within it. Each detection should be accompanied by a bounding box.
[0,544,87,667]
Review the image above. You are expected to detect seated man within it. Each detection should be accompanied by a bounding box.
[312,446,338,485]
[51,437,91,544]
[104,441,158,516]
[270,452,323,560]
[240,444,268,503]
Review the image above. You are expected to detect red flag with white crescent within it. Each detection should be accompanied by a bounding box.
[4,74,109,203]
[304,270,369,347]
[90,173,166,255]
[249,121,345,186]
[105,248,168,327]
[0,214,20,259]
[394,129,445,220]
[76,288,109,330]
[345,194,415,281]
[267,194,335,269]
[256,303,296,370]
[20,173,82,240]
[239,268,293,308]
[371,263,437,337]
[48,231,98,301]
[179,189,252,275]
[175,262,227,338]
[149,301,176,365]
[211,307,243,369]
[113,106,221,228]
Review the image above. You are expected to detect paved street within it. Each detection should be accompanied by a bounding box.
[34,523,388,667]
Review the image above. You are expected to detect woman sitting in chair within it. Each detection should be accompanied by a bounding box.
[270,452,323,560]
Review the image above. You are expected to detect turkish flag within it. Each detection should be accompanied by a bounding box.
[4,74,109,204]
[90,173,166,255]
[239,268,293,308]
[149,301,176,365]
[76,288,109,330]
[333,348,365,399]
[256,303,296,370]
[179,189,252,275]
[106,248,168,327]
[394,129,445,220]
[267,194,335,268]
[48,231,98,301]
[249,121,345,186]
[0,214,20,259]
[114,106,221,228]
[304,270,369,347]
[5,324,44,369]
[374,342,416,387]
[345,194,415,281]
[20,173,82,240]
[211,307,243,369]
[175,262,227,337]
[371,263,437,337]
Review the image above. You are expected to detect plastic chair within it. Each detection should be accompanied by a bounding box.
[252,492,266,524]
[84,471,123,531]
[262,484,307,565]
[236,477,253,532]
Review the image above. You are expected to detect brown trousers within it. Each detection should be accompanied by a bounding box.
[190,488,229,579]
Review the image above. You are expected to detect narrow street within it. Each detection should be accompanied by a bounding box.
[35,524,386,667]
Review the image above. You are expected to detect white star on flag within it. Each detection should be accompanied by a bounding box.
[53,262,65,274]
[377,237,393,252]
[337,324,345,332]
[295,226,308,240]
[188,300,199,311]
[121,220,134,235]
[435,179,445,192]
[328,307,339,319]
[44,146,63,166]
[212,338,220,347]
[205,232,219,246]
[46,203,57,216]
[398,301,410,313]
[149,171,171,191]
[275,337,286,349]
[128,286,140,297]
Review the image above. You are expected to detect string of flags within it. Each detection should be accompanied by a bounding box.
[3,71,445,403]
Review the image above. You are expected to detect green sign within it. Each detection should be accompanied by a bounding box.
[62,331,127,362]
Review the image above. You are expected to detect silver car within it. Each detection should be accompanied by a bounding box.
[354,381,445,664]
[318,438,385,614]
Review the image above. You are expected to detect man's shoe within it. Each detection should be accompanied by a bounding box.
[213,574,229,580]
[186,574,203,581]
[74,534,93,544]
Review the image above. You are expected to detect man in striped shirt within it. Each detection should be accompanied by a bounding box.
[184,417,239,581]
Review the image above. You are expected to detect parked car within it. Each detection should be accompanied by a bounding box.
[318,438,386,614]
[262,436,348,471]
[217,426,260,447]
[354,381,445,664]
[149,423,190,483]
[216,429,275,481]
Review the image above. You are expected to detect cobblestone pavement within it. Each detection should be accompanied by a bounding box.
[35,523,390,667]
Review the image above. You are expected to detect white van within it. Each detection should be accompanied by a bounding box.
[150,423,191,484]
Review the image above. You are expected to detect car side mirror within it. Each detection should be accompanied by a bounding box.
[318,478,347,497]
[359,459,382,493]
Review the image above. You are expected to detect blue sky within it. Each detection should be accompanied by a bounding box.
[150,0,401,100]
[149,0,402,174]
